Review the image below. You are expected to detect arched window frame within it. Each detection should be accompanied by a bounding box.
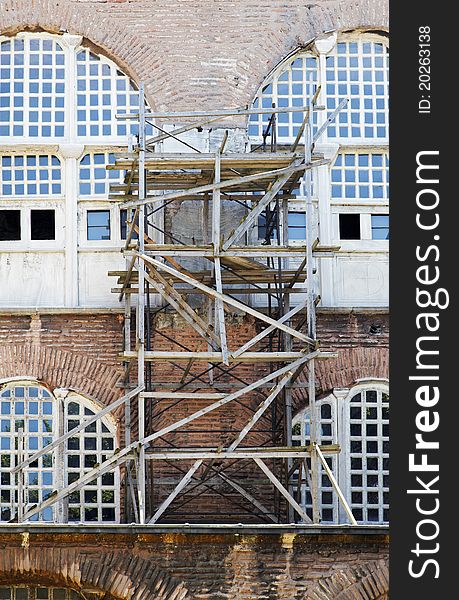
[292,378,389,525]
[248,30,389,265]
[0,31,155,308]
[0,378,120,524]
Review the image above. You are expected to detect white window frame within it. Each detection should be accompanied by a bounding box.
[0,378,120,524]
[248,31,389,255]
[0,31,154,308]
[292,378,389,525]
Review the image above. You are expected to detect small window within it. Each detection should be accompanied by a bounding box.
[371,214,389,240]
[258,212,306,241]
[120,209,139,240]
[31,210,55,240]
[339,214,360,240]
[0,210,21,241]
[87,210,110,241]
[287,212,306,240]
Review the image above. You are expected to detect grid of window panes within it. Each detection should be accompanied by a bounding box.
[292,399,338,523]
[0,37,65,138]
[65,398,117,522]
[248,55,318,141]
[348,389,389,523]
[0,587,99,600]
[326,40,388,139]
[79,152,124,197]
[0,384,55,523]
[331,152,389,202]
[76,48,153,138]
[0,154,62,197]
[0,383,118,524]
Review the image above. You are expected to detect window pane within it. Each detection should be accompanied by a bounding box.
[339,213,360,240]
[87,210,110,240]
[248,53,318,141]
[371,214,389,240]
[120,209,139,240]
[0,210,20,241]
[76,49,153,138]
[31,210,55,240]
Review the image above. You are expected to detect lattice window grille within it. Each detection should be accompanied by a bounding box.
[0,154,62,197]
[347,388,389,523]
[0,36,65,138]
[331,152,389,202]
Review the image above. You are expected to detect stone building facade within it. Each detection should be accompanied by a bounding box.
[0,0,389,598]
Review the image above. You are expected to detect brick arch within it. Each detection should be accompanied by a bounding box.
[0,547,189,600]
[1,0,387,114]
[0,0,165,110]
[293,347,389,412]
[305,559,389,599]
[0,344,123,406]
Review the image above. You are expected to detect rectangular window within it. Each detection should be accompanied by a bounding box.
[87,210,110,241]
[287,212,306,240]
[0,210,21,241]
[258,212,306,241]
[31,209,55,240]
[120,209,139,240]
[371,214,389,240]
[339,213,361,240]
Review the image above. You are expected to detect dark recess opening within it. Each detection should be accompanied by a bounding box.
[0,210,21,241]
[31,209,55,240]
[339,214,361,240]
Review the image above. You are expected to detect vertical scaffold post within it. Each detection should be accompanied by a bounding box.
[137,83,147,524]
[305,94,319,524]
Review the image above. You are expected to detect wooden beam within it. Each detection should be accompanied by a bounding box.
[137,253,315,346]
[314,443,358,526]
[148,460,203,524]
[222,158,304,250]
[231,301,307,358]
[12,386,144,475]
[254,458,312,524]
[121,160,328,208]
[120,351,315,362]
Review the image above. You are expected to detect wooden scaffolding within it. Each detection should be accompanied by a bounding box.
[12,86,357,526]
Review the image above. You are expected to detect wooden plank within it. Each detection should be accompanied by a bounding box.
[254,458,312,524]
[12,386,144,475]
[227,372,295,452]
[117,105,319,119]
[231,301,307,358]
[137,253,315,345]
[315,443,358,526]
[121,159,328,208]
[120,351,308,362]
[222,158,304,250]
[144,267,221,349]
[148,460,203,524]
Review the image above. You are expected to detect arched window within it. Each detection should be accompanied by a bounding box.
[0,587,100,600]
[0,32,152,308]
[0,380,119,523]
[292,382,389,524]
[248,32,389,249]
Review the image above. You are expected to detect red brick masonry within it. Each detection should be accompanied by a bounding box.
[0,527,389,599]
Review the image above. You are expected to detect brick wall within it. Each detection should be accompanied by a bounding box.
[0,529,389,600]
[1,0,388,122]
[0,310,388,523]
